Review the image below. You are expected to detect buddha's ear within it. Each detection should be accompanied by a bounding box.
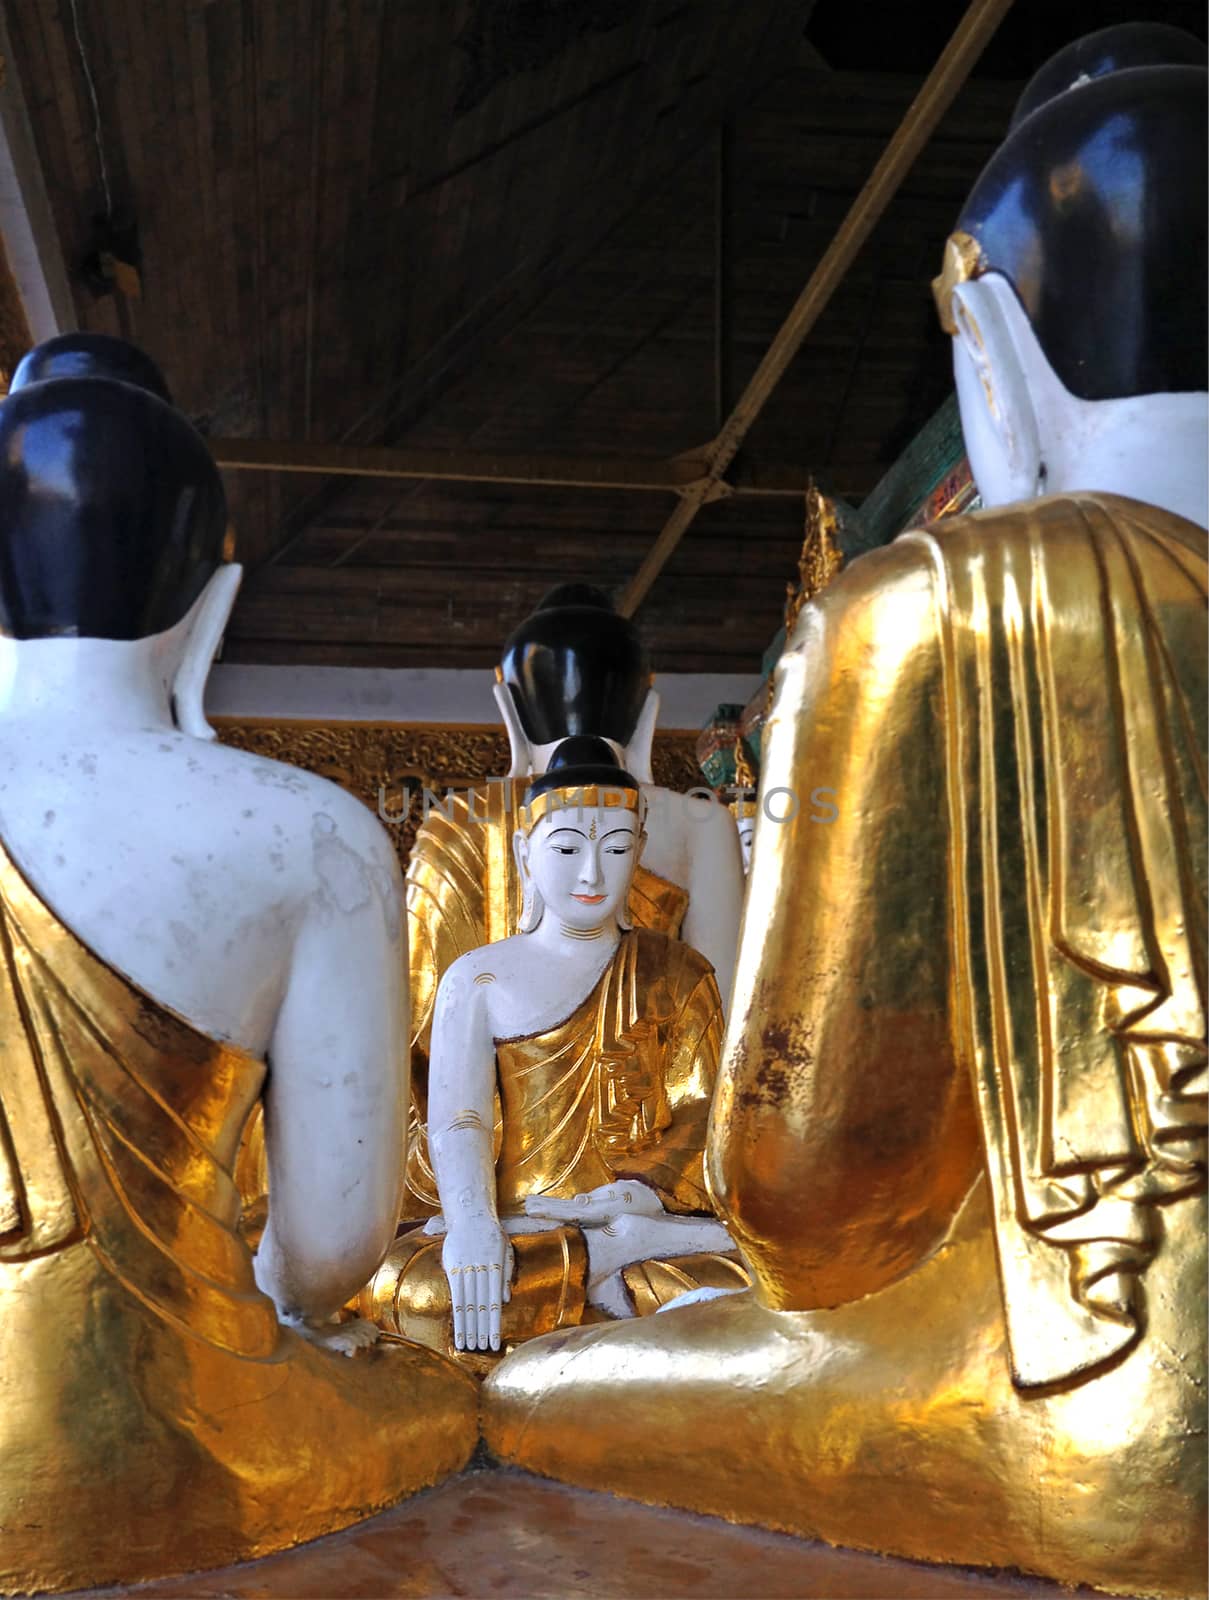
[624,687,659,786]
[951,275,1043,507]
[512,827,543,932]
[171,564,242,741]
[493,680,532,778]
[512,827,530,876]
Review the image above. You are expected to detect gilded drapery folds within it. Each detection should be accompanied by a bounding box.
[713,492,1206,1388]
[924,495,1206,1388]
[0,835,477,1596]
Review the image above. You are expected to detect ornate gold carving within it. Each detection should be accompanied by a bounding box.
[212,720,703,872]
[764,483,847,730]
[732,737,756,791]
[728,736,758,819]
[784,481,845,640]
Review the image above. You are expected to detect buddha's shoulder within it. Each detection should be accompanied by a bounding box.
[914,491,1207,564]
[439,933,527,993]
[808,493,1207,642]
[192,737,384,820]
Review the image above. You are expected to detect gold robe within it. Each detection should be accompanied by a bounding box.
[482,494,1207,1600]
[0,836,476,1595]
[360,927,746,1362]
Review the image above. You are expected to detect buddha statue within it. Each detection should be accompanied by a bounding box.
[403,583,745,1213]
[359,737,744,1366]
[0,335,476,1597]
[482,27,1208,1600]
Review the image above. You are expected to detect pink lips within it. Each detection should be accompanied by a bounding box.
[572,894,607,904]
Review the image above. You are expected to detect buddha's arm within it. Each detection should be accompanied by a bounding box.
[680,798,743,1012]
[254,803,407,1337]
[428,960,512,1351]
[709,541,982,1312]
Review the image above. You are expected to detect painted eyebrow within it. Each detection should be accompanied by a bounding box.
[546,826,588,840]
[602,827,636,840]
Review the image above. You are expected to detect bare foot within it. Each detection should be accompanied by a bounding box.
[287,1314,381,1358]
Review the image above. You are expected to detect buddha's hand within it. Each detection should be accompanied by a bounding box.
[441,1214,513,1353]
[522,1179,665,1227]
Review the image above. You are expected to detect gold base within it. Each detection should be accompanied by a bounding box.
[483,1179,1207,1600]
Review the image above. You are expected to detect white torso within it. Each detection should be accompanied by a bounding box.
[0,715,395,1056]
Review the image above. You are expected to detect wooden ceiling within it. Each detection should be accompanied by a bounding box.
[5,0,1205,672]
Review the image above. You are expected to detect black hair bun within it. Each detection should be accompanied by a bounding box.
[955,25,1206,400]
[0,333,226,640]
[523,736,641,808]
[500,586,650,746]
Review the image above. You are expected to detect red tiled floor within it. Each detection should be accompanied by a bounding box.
[65,1467,1133,1600]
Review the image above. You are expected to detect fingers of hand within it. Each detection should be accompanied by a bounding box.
[447,1262,467,1350]
[488,1261,504,1349]
[467,1266,480,1352]
[471,1264,488,1351]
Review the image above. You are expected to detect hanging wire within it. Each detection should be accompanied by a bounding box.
[67,0,112,219]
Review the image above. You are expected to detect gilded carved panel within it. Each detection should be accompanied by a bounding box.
[212,720,702,871]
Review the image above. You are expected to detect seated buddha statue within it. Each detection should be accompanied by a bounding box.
[358,737,744,1363]
[482,27,1208,1600]
[0,335,476,1597]
[401,586,744,1209]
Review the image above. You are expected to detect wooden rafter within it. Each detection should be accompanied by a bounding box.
[210,437,808,498]
[616,0,1016,617]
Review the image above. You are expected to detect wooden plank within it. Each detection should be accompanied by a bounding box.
[212,436,811,496]
[220,636,766,672]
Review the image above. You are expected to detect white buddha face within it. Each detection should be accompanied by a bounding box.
[519,802,643,932]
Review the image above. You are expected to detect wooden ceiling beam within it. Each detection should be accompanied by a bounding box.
[616,0,1015,618]
[211,436,808,499]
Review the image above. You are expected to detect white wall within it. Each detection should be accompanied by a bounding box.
[205,665,761,732]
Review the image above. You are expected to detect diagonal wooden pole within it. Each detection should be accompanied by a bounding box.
[617,0,1015,618]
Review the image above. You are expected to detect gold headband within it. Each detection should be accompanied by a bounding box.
[931,230,986,336]
[519,784,642,834]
